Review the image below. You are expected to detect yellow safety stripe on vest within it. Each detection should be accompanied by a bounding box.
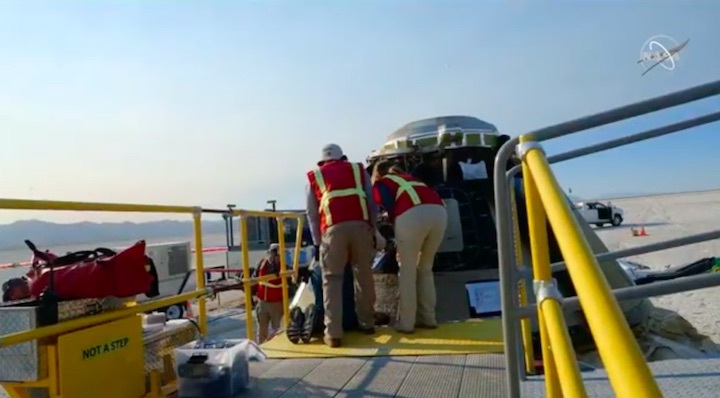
[383,174,426,205]
[312,162,369,227]
[260,280,283,289]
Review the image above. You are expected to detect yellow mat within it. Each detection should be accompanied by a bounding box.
[260,319,504,359]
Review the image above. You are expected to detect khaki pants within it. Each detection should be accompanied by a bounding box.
[394,204,447,331]
[257,300,283,341]
[320,220,376,339]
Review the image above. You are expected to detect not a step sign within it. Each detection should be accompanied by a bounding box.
[82,337,130,360]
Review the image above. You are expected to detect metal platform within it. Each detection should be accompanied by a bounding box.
[226,354,720,398]
[3,352,718,397]
[521,357,720,398]
[239,353,509,398]
[171,311,719,398]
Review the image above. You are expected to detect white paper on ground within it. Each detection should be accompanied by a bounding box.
[465,281,501,314]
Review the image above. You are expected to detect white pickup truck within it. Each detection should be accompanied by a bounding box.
[574,201,624,227]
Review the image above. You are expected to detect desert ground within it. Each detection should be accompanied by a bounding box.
[593,189,720,343]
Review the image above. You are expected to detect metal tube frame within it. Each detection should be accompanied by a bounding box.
[192,211,208,334]
[520,149,564,397]
[237,210,305,342]
[524,143,661,397]
[0,202,305,352]
[517,271,720,319]
[494,79,720,397]
[551,229,720,273]
[276,216,291,327]
[510,183,536,376]
[0,200,219,348]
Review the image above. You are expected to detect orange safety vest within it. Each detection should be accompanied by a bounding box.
[256,258,283,302]
[307,160,370,234]
[376,172,444,219]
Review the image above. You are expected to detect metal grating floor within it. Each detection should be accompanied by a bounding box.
[238,354,720,398]
[2,351,712,397]
[241,353,509,398]
[521,357,720,398]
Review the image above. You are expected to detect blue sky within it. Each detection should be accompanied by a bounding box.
[0,1,718,223]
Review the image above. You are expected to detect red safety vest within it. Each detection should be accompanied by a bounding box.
[307,160,370,234]
[256,258,283,302]
[376,172,444,219]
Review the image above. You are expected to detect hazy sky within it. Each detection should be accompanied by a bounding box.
[1,1,718,224]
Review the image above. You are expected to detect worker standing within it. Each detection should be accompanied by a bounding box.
[254,243,284,343]
[371,161,447,333]
[306,143,378,348]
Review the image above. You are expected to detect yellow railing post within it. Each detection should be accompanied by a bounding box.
[521,140,663,398]
[239,216,255,341]
[510,182,536,375]
[291,218,305,285]
[520,142,564,398]
[192,210,208,335]
[276,216,291,327]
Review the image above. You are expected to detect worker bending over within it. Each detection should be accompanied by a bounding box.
[372,161,447,333]
[306,143,378,348]
[253,243,284,343]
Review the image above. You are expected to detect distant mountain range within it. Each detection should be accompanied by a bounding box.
[2,188,716,251]
[0,219,228,250]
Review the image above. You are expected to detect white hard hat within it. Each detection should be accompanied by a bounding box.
[268,243,280,252]
[321,143,345,162]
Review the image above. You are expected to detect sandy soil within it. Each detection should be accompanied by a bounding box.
[593,190,720,343]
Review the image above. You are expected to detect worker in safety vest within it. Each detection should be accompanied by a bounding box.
[306,143,379,348]
[254,243,284,343]
[371,161,447,333]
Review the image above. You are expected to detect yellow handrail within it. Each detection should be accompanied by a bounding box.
[522,156,568,398]
[240,217,254,339]
[277,217,291,327]
[234,210,305,341]
[0,197,309,398]
[0,198,196,213]
[291,217,305,285]
[540,299,587,398]
[519,137,663,398]
[0,200,306,346]
[0,197,212,347]
[522,137,587,397]
[192,213,208,335]
[0,290,207,348]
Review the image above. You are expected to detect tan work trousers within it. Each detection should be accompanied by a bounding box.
[394,204,448,331]
[320,220,376,339]
[256,300,283,343]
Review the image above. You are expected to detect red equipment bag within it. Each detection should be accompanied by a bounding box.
[25,240,159,301]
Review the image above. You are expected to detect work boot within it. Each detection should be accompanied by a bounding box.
[374,312,390,326]
[323,336,342,348]
[300,304,316,344]
[358,327,375,335]
[286,306,305,344]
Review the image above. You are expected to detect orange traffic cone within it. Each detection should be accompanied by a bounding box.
[639,226,647,237]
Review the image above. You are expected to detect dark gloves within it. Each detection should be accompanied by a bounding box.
[313,245,320,262]
[297,267,311,284]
